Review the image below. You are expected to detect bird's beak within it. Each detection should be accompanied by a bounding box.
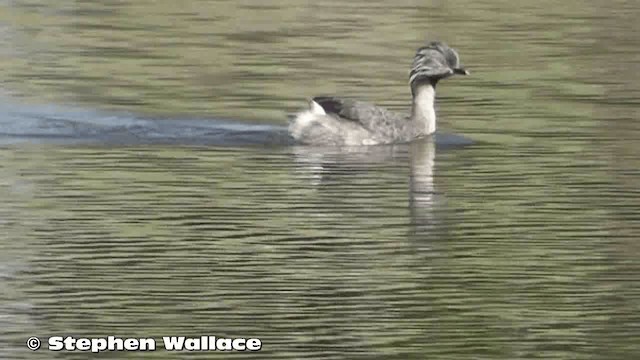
[453,67,470,75]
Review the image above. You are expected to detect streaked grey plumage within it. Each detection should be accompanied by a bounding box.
[289,41,468,146]
[409,42,463,85]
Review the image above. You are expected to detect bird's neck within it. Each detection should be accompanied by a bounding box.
[411,83,437,136]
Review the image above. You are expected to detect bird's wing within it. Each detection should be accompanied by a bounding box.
[312,96,405,134]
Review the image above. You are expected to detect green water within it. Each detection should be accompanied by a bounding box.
[1,0,639,359]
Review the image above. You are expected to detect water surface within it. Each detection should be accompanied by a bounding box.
[1,0,639,359]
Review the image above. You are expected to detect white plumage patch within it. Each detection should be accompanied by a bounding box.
[308,99,326,115]
[289,100,326,140]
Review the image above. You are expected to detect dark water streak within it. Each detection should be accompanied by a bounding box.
[1,0,640,359]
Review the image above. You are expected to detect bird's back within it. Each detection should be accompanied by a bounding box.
[289,97,412,146]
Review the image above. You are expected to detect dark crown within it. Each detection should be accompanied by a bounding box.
[409,41,462,84]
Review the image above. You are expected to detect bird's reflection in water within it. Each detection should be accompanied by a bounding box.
[290,137,438,236]
[290,144,406,186]
[408,138,438,235]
